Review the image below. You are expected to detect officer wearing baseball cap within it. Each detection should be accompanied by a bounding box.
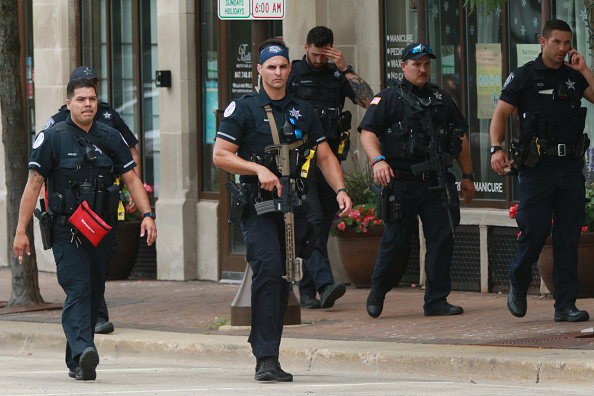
[359,42,474,318]
[43,66,142,335]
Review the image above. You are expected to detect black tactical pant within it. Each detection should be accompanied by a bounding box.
[241,205,307,359]
[52,224,115,369]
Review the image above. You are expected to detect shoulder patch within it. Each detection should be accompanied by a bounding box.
[224,101,236,118]
[371,97,382,105]
[32,132,45,149]
[43,117,55,130]
[503,72,515,89]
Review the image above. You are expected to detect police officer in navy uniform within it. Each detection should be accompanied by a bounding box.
[287,26,374,309]
[491,20,594,322]
[45,66,141,335]
[13,78,156,380]
[360,43,475,318]
[213,39,352,382]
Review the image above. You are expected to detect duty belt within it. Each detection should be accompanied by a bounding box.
[544,143,579,157]
[393,170,432,180]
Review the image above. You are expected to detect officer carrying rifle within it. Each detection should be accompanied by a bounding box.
[213,39,351,382]
[359,42,474,319]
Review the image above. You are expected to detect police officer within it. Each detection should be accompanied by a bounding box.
[213,39,352,381]
[13,78,156,380]
[490,19,594,322]
[287,26,374,309]
[359,43,475,318]
[45,66,141,334]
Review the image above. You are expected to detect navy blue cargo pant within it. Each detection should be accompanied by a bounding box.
[371,174,460,314]
[300,167,338,297]
[241,205,307,359]
[52,224,115,369]
[510,156,585,311]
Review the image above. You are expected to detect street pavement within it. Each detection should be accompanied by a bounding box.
[2,267,594,387]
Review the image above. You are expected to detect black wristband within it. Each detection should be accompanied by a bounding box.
[462,174,474,181]
[336,188,349,195]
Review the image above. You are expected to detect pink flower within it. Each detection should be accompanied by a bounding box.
[143,183,154,193]
[337,221,346,231]
[125,205,136,214]
[374,219,383,225]
[517,231,521,240]
[361,227,368,233]
[509,204,518,219]
[582,226,589,233]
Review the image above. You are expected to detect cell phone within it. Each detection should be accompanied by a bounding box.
[566,47,574,64]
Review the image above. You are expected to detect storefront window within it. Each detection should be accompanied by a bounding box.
[384,0,418,85]
[200,0,219,193]
[465,4,504,200]
[80,0,160,198]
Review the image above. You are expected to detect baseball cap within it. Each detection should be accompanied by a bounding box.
[402,43,436,62]
[70,66,98,81]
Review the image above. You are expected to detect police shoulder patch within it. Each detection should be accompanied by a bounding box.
[224,101,236,118]
[32,132,45,149]
[503,72,515,89]
[43,117,55,130]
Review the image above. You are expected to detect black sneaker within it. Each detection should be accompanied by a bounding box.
[95,318,115,334]
[77,347,99,380]
[554,308,590,322]
[424,302,464,316]
[299,294,321,309]
[275,359,293,382]
[255,357,278,381]
[320,282,346,309]
[366,291,385,318]
[68,369,77,379]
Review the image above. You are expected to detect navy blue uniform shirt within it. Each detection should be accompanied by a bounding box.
[43,103,139,149]
[358,78,467,136]
[500,53,588,112]
[287,56,357,107]
[30,117,136,180]
[217,88,326,170]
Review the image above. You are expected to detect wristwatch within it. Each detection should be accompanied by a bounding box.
[336,188,349,195]
[462,173,474,181]
[143,211,156,220]
[490,145,503,155]
[341,65,354,75]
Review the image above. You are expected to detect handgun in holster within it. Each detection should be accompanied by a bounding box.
[371,183,402,222]
[34,205,53,250]
[225,181,249,227]
[298,221,321,259]
[524,137,543,168]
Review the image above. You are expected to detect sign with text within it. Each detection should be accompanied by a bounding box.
[218,0,285,19]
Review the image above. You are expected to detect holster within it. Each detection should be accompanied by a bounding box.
[226,181,249,227]
[510,140,527,173]
[297,221,321,259]
[523,137,544,168]
[34,208,53,250]
[371,183,402,222]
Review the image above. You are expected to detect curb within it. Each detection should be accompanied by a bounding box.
[1,320,594,385]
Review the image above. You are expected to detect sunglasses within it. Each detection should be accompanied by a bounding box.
[405,44,433,58]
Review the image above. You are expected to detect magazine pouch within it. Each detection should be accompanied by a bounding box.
[69,200,112,247]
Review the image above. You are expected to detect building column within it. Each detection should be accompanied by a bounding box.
[155,1,198,280]
[31,0,78,272]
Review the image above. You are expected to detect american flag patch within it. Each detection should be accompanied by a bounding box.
[371,97,381,105]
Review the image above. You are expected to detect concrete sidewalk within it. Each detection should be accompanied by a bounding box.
[1,267,594,385]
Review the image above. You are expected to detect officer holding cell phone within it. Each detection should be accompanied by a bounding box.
[490,19,594,322]
[13,78,156,381]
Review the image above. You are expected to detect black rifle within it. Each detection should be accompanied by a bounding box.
[406,96,459,235]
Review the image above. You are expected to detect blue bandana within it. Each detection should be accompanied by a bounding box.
[259,45,290,65]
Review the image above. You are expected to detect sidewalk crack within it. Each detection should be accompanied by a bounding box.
[535,362,543,383]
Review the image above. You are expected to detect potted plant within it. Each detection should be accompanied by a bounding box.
[330,152,384,287]
[509,181,594,297]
